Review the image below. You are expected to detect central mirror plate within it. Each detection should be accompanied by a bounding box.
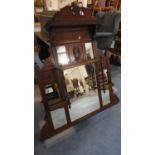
[64,64,100,122]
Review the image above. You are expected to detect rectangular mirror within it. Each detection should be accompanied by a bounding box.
[85,42,94,60]
[102,90,110,106]
[101,69,110,105]
[50,108,67,129]
[64,63,100,121]
[44,84,59,101]
[68,43,83,63]
[56,46,69,65]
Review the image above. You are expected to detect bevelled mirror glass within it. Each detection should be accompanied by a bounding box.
[56,46,69,65]
[72,46,81,61]
[85,42,94,60]
[44,84,59,101]
[64,63,100,122]
[50,108,67,129]
[69,44,83,63]
[102,90,110,105]
[101,69,110,105]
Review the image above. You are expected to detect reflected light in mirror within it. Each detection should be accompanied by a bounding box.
[56,46,69,65]
[63,64,100,121]
[85,42,94,59]
[59,55,69,65]
[45,87,54,94]
[50,108,67,129]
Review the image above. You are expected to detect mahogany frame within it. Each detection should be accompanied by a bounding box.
[35,5,119,141]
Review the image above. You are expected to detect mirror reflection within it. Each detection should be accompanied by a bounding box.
[50,108,67,129]
[73,46,81,61]
[64,64,100,121]
[56,46,69,65]
[44,84,59,101]
[45,84,67,129]
[102,90,110,105]
[101,69,110,105]
[85,42,94,59]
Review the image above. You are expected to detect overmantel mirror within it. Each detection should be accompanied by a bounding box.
[35,3,119,141]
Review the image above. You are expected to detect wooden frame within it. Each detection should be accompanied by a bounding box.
[35,5,119,141]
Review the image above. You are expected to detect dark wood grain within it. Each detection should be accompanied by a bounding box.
[35,5,119,141]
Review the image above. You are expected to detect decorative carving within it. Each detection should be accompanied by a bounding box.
[71,2,84,16]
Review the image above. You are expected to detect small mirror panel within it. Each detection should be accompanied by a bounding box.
[85,42,94,60]
[50,108,67,129]
[56,46,69,65]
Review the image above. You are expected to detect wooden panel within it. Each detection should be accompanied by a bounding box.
[50,29,92,45]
